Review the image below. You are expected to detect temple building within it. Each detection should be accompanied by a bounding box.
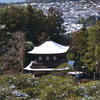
[24,39,70,78]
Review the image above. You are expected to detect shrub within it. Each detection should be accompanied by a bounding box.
[0,76,12,99]
[13,75,34,89]
[24,87,35,97]
[80,79,90,83]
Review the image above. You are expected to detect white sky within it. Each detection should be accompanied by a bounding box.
[0,0,25,3]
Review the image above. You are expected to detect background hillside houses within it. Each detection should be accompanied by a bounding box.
[1,0,100,34]
[28,1,100,34]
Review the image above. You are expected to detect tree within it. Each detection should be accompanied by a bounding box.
[72,25,88,55]
[45,6,66,44]
[66,53,75,61]
[0,5,66,45]
[79,81,100,97]
[0,29,10,55]
[0,6,10,26]
[26,8,47,45]
[25,5,37,44]
[64,33,73,46]
[24,41,35,67]
[37,32,48,45]
[84,23,100,71]
[6,31,26,74]
[52,62,73,77]
[13,74,33,89]
[0,6,10,54]
[35,9,46,38]
[71,25,89,67]
[0,6,25,33]
[26,6,66,45]
[33,75,76,100]
[79,16,97,27]
[7,6,25,33]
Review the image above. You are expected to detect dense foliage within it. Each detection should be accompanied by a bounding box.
[0,5,66,46]
[83,22,100,71]
[72,25,89,55]
[71,25,89,71]
[0,76,12,100]
[71,22,100,73]
[13,75,34,89]
[32,75,100,100]
[0,75,33,100]
[0,72,100,100]
[33,75,76,100]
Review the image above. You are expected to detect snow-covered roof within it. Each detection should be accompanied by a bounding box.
[24,67,70,71]
[24,61,34,71]
[24,61,70,71]
[28,40,69,54]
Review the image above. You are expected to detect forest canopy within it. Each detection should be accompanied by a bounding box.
[0,5,66,45]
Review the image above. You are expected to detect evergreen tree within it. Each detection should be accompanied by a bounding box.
[71,25,89,68]
[72,25,88,55]
[0,6,25,33]
[0,5,66,45]
[33,75,76,99]
[45,6,66,44]
[35,9,46,37]
[0,29,10,55]
[84,23,100,71]
[25,5,37,44]
[34,9,47,45]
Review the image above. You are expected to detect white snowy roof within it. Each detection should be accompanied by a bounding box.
[28,40,69,54]
[24,61,70,71]
[24,61,34,71]
[24,67,70,71]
